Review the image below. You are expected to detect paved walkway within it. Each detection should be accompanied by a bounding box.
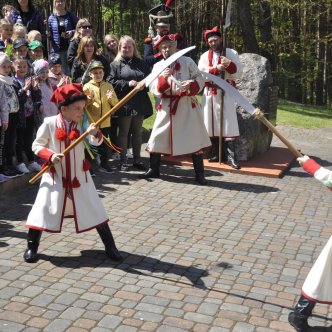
[0,125,331,332]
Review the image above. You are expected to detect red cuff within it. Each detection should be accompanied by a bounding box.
[37,148,54,162]
[157,76,170,93]
[154,52,163,59]
[303,158,321,177]
[225,62,237,74]
[209,68,218,75]
[187,81,200,96]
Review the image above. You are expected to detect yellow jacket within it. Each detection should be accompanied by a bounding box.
[83,80,118,128]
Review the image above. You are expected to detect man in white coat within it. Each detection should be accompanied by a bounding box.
[24,83,122,263]
[140,34,211,185]
[198,26,242,169]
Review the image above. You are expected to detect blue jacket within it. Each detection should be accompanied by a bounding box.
[12,8,46,42]
[48,12,78,53]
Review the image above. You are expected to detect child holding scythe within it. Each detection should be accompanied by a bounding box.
[288,155,332,331]
[24,83,122,263]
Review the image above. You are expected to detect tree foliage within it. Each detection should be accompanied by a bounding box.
[3,0,331,106]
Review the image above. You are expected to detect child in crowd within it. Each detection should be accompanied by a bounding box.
[27,30,42,43]
[288,155,332,331]
[28,40,44,64]
[12,57,41,174]
[0,54,21,177]
[31,59,58,128]
[83,61,118,173]
[48,53,70,90]
[12,23,27,41]
[12,38,28,59]
[24,83,122,263]
[0,18,14,57]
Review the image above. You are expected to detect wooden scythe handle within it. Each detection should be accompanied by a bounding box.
[29,81,146,184]
[253,108,302,158]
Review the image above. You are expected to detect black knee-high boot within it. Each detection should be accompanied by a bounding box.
[96,223,122,261]
[226,141,240,169]
[288,295,316,331]
[192,154,207,185]
[139,153,161,179]
[208,137,219,162]
[23,229,42,263]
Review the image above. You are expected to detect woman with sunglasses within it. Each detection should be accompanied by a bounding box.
[67,18,93,72]
[48,0,78,75]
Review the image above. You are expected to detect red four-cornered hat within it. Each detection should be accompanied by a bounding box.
[50,83,87,106]
[153,33,182,50]
[203,26,222,42]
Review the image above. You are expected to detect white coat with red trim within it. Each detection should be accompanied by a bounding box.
[146,56,211,156]
[301,158,332,303]
[26,114,108,233]
[198,48,242,138]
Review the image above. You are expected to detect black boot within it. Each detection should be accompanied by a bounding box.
[23,229,42,263]
[96,223,122,261]
[208,137,219,162]
[192,154,207,185]
[288,295,316,331]
[139,154,161,179]
[226,141,240,169]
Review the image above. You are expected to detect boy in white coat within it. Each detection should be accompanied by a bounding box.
[24,83,122,263]
[288,155,332,331]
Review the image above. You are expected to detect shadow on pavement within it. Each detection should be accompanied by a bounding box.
[41,249,209,289]
[0,220,27,247]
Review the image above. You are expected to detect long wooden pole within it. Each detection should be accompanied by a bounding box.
[253,109,302,157]
[29,81,145,184]
[219,2,227,164]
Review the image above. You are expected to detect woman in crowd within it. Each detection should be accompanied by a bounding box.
[71,36,109,84]
[108,35,153,171]
[12,0,46,45]
[67,18,93,72]
[48,0,78,75]
[103,33,119,159]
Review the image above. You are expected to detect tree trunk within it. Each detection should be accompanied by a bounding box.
[237,0,259,53]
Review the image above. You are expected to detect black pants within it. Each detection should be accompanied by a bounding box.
[99,127,111,166]
[16,114,35,163]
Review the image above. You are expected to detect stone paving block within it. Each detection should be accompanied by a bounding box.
[44,318,73,331]
[59,307,85,320]
[98,314,123,329]
[0,320,25,332]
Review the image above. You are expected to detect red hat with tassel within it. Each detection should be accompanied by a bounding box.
[203,26,222,43]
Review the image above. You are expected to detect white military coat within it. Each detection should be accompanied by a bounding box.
[198,48,242,138]
[146,56,211,156]
[26,114,109,233]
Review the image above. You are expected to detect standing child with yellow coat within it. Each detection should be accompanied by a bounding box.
[83,61,118,173]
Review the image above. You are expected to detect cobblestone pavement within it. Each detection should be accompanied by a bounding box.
[0,125,331,332]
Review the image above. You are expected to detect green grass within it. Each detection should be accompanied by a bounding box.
[277,100,332,128]
[144,95,332,130]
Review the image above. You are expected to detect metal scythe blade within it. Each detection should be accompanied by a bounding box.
[200,71,302,157]
[224,0,233,29]
[200,71,256,115]
[144,46,196,87]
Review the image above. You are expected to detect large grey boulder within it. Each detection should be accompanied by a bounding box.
[235,53,278,161]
